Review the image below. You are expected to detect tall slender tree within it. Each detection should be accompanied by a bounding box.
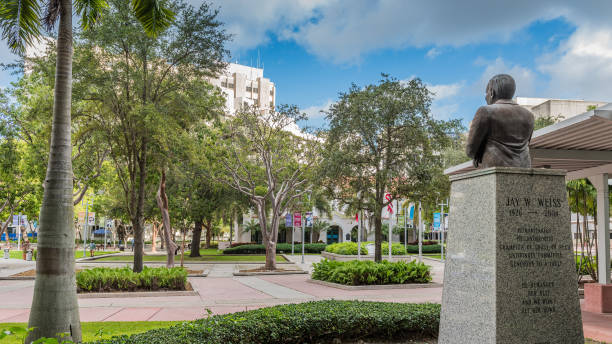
[0,0,174,341]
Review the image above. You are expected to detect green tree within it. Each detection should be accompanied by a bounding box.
[534,114,563,130]
[0,0,174,340]
[214,105,320,270]
[75,0,229,272]
[321,75,460,262]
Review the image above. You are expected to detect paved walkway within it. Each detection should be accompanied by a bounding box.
[1,256,612,343]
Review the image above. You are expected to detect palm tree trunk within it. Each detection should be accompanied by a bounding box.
[27,1,82,342]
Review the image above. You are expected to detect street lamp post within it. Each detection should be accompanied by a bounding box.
[82,198,94,258]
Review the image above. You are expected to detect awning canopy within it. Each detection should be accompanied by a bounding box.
[444,103,612,180]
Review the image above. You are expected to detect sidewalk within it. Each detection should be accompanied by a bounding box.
[1,258,611,343]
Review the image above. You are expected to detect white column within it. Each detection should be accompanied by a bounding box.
[589,173,610,284]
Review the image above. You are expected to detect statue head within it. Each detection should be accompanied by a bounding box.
[485,74,515,105]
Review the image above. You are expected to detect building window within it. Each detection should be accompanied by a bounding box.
[270,88,274,96]
[269,102,274,109]
[253,88,259,93]
[246,86,252,92]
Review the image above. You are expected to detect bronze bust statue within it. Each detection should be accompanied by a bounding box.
[466,74,535,168]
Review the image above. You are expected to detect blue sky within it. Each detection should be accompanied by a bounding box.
[2,1,612,129]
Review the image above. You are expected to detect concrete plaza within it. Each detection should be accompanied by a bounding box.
[0,255,611,343]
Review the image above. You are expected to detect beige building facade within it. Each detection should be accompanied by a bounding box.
[516,97,608,120]
[208,63,276,114]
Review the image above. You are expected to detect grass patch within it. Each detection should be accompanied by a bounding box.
[0,321,181,344]
[95,254,287,262]
[7,250,118,260]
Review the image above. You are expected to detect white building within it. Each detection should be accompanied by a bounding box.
[516,97,608,120]
[207,63,276,114]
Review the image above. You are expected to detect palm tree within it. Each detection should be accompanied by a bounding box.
[0,0,174,341]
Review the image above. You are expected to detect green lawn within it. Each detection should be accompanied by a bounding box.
[95,253,287,262]
[0,321,181,343]
[7,250,118,260]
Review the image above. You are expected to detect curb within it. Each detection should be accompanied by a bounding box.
[306,278,442,290]
[77,290,199,298]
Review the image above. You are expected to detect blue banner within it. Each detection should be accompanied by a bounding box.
[285,213,293,227]
[409,205,414,219]
[433,212,441,229]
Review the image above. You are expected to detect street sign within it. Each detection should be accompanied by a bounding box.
[293,212,302,227]
[285,213,292,227]
[305,212,313,227]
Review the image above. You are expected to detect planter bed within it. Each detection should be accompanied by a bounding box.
[77,282,198,298]
[321,251,416,262]
[307,278,441,290]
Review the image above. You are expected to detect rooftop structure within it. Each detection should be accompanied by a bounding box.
[208,63,276,114]
[516,97,608,120]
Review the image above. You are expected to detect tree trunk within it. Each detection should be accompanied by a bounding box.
[190,220,202,257]
[156,169,177,268]
[2,214,12,248]
[205,218,212,249]
[374,213,382,262]
[180,229,185,267]
[151,221,157,253]
[132,138,148,272]
[27,1,82,341]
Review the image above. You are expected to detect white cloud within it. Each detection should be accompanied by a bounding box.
[428,82,464,100]
[474,57,536,98]
[538,25,612,101]
[431,102,460,120]
[302,99,334,120]
[426,48,441,59]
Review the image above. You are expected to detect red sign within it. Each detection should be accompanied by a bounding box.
[293,212,302,227]
[385,193,393,213]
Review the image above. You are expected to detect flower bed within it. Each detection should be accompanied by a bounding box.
[87,300,440,344]
[312,259,432,285]
[76,267,187,292]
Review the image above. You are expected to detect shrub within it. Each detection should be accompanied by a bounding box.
[312,259,432,285]
[406,244,441,253]
[407,240,438,246]
[88,300,440,344]
[230,241,256,248]
[76,266,187,292]
[223,243,327,254]
[324,242,367,255]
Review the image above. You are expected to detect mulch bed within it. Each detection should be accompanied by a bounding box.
[77,281,194,294]
[239,267,302,273]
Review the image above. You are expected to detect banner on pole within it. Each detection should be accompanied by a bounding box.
[285,213,293,227]
[88,213,96,226]
[409,205,415,219]
[433,212,441,230]
[305,212,313,227]
[293,213,302,227]
[78,212,86,224]
[398,215,405,226]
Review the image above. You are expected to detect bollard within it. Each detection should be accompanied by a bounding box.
[3,248,9,259]
[26,249,33,261]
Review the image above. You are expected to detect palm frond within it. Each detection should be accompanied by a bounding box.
[131,0,174,37]
[73,0,108,31]
[0,0,42,55]
[41,0,59,32]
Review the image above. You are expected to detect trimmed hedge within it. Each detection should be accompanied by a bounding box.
[223,243,327,254]
[76,267,187,292]
[88,300,440,344]
[324,242,367,255]
[312,259,432,285]
[406,244,441,253]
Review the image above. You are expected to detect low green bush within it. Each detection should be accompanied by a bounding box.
[324,242,367,255]
[76,266,187,292]
[88,300,440,344]
[406,244,441,253]
[223,243,326,254]
[312,259,432,285]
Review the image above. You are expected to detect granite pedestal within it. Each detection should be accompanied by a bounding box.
[439,167,583,344]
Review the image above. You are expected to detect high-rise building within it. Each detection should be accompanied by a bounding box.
[208,63,275,114]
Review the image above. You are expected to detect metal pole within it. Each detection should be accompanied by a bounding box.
[403,204,407,247]
[357,211,361,260]
[301,213,305,264]
[84,203,88,258]
[17,213,21,251]
[291,213,295,255]
[440,202,444,261]
[418,201,423,263]
[104,220,107,251]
